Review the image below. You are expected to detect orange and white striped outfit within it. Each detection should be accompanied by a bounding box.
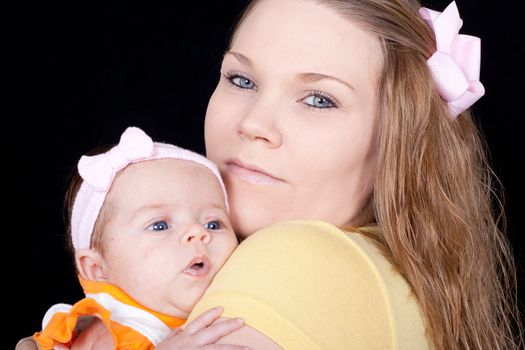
[33,278,186,350]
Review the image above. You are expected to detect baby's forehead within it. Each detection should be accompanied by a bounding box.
[116,158,219,184]
[109,158,227,203]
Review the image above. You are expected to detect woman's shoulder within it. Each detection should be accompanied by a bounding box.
[240,219,370,259]
[192,220,430,349]
[236,220,384,286]
[258,220,430,348]
[240,220,394,278]
[245,219,351,241]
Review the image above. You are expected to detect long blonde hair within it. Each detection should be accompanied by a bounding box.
[233,0,522,348]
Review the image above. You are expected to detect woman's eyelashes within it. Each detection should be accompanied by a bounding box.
[223,71,338,110]
[224,72,257,90]
[301,91,338,109]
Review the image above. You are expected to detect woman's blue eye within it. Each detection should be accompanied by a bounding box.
[229,75,255,89]
[148,221,170,231]
[303,94,336,109]
[204,220,221,230]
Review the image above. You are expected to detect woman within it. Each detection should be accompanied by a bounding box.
[18,0,521,349]
[176,0,522,348]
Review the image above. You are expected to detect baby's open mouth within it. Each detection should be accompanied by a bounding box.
[183,256,211,277]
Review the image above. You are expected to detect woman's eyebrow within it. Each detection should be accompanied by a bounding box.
[224,51,253,67]
[224,51,355,92]
[297,72,355,92]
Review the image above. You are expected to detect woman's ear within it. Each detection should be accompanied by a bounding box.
[75,249,108,281]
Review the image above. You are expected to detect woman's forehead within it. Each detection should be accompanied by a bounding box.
[230,0,383,93]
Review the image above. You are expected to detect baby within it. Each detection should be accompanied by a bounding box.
[33,126,244,349]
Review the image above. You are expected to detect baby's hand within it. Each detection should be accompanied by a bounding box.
[155,306,251,350]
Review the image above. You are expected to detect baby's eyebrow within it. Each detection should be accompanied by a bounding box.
[297,72,355,92]
[203,202,229,214]
[132,204,170,216]
[224,50,253,68]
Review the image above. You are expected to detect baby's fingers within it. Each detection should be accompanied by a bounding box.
[202,345,251,350]
[183,306,224,335]
[192,317,246,345]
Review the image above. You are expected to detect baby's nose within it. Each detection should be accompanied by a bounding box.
[180,224,211,245]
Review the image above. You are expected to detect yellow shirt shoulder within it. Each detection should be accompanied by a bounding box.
[190,220,430,349]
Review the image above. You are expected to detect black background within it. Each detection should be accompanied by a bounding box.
[5,1,524,348]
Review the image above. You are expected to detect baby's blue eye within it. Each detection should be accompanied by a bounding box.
[148,221,170,231]
[303,95,336,109]
[230,75,255,89]
[204,220,221,230]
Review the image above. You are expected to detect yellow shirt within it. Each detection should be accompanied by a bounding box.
[190,220,430,349]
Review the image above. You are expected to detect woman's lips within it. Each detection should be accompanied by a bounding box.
[183,256,211,278]
[226,159,283,184]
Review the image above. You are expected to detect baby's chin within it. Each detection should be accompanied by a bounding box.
[166,293,208,319]
[170,308,190,319]
[136,296,191,319]
[152,302,190,319]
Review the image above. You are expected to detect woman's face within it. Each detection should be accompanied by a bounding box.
[205,0,383,237]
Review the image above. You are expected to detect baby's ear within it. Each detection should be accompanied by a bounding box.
[75,249,108,281]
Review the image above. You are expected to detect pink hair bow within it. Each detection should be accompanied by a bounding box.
[419,1,485,118]
[78,127,154,191]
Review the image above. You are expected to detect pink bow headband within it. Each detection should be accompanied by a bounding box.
[71,126,228,250]
[420,1,485,118]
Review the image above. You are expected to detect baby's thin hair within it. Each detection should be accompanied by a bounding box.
[64,145,115,267]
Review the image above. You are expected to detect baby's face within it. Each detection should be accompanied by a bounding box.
[99,159,237,318]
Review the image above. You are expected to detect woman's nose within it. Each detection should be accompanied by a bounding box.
[236,97,283,148]
[180,224,211,245]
